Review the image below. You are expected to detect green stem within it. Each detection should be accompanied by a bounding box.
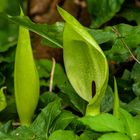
[86,104,100,116]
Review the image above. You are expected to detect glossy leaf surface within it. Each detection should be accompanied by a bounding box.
[79,113,125,132]
[31,98,62,138]
[98,133,130,140]
[14,11,39,126]
[120,108,140,140]
[7,15,63,48]
[113,78,120,117]
[50,110,76,133]
[58,7,108,115]
[48,130,79,140]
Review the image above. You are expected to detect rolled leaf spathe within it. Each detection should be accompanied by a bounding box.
[14,10,39,126]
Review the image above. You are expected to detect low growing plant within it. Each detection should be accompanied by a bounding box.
[58,7,109,116]
[14,9,39,126]
[0,3,140,140]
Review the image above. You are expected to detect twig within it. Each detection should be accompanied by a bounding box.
[49,57,56,92]
[74,0,86,8]
[112,26,140,65]
[12,122,20,127]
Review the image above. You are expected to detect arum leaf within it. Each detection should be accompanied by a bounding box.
[98,133,130,140]
[101,86,114,113]
[7,15,63,48]
[119,108,140,140]
[79,113,125,133]
[133,116,140,140]
[31,98,62,138]
[58,7,108,116]
[48,130,79,140]
[0,87,7,112]
[113,78,120,118]
[50,110,76,133]
[0,0,7,12]
[87,0,124,28]
[14,10,39,126]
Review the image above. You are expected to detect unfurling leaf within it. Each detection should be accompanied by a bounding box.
[113,77,120,118]
[58,7,108,116]
[0,87,7,112]
[14,10,39,126]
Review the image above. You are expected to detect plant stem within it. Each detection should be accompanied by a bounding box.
[86,104,100,116]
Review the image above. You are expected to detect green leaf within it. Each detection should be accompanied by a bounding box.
[112,24,140,50]
[0,73,5,86]
[113,78,120,118]
[119,108,134,137]
[87,0,124,28]
[50,110,76,133]
[0,99,61,140]
[79,134,90,140]
[0,121,12,133]
[0,0,7,12]
[132,81,140,96]
[0,122,15,140]
[48,130,79,140]
[133,116,140,140]
[124,97,140,114]
[66,117,86,133]
[7,15,63,48]
[0,125,36,140]
[131,63,140,83]
[88,24,140,63]
[88,27,116,45]
[0,131,15,140]
[36,59,87,114]
[131,62,140,96]
[119,108,140,139]
[36,59,53,79]
[36,59,68,87]
[58,7,108,116]
[58,81,87,115]
[80,130,101,140]
[105,24,140,63]
[79,113,125,132]
[0,0,19,54]
[39,92,58,108]
[0,15,18,53]
[0,0,20,15]
[101,86,114,113]
[11,126,38,140]
[0,87,7,112]
[98,133,130,140]
[120,6,140,25]
[31,98,62,138]
[14,10,40,126]
[0,97,16,122]
[0,48,15,63]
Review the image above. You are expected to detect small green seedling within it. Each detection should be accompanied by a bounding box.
[58,7,108,116]
[14,9,39,126]
[79,78,140,140]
